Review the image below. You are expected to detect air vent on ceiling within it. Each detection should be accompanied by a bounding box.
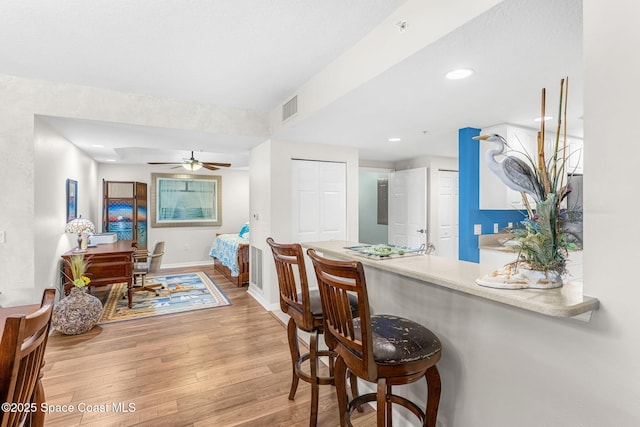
[282,95,298,122]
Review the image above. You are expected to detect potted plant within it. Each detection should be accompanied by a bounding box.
[52,253,103,334]
[476,77,582,289]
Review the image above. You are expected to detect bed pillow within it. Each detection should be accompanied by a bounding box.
[238,222,250,239]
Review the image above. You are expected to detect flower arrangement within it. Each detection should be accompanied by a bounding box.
[506,77,581,275]
[65,253,91,288]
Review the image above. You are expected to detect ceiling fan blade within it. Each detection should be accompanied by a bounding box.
[202,164,220,171]
[202,162,231,167]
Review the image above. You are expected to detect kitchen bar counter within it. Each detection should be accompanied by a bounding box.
[302,240,598,320]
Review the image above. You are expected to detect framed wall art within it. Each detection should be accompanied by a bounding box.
[150,173,222,228]
[66,179,78,223]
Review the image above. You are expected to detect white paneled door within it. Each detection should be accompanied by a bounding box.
[437,170,459,260]
[388,167,427,248]
[292,160,346,243]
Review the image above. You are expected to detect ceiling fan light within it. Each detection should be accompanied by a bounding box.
[183,163,203,171]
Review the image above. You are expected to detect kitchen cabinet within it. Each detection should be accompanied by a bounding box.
[567,138,584,175]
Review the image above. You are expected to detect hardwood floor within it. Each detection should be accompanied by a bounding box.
[42,264,375,426]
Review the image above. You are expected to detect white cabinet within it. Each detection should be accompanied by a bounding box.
[479,249,517,268]
[567,138,584,175]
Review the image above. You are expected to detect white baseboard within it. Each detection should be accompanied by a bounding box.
[161,260,214,269]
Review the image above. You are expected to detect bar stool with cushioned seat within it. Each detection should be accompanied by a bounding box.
[307,248,442,427]
[266,238,359,427]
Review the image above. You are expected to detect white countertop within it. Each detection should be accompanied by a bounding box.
[302,241,599,320]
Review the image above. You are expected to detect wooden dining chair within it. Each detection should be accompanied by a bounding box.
[307,249,443,427]
[266,238,359,426]
[0,288,56,427]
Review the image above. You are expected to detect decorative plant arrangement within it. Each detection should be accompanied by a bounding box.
[53,253,103,335]
[476,77,582,289]
[65,253,91,287]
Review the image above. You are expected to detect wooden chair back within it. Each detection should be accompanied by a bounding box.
[266,238,313,330]
[0,288,56,427]
[306,249,376,380]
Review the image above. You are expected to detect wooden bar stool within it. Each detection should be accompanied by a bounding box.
[307,249,442,427]
[267,238,358,426]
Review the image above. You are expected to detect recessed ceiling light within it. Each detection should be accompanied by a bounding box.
[91,144,104,148]
[534,116,553,122]
[388,137,402,142]
[445,68,474,80]
[103,159,116,162]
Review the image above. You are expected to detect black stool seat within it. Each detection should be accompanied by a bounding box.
[354,315,442,364]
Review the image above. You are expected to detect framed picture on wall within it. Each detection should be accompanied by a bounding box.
[66,179,78,223]
[150,173,222,227]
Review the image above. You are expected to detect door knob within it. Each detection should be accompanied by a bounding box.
[416,229,426,233]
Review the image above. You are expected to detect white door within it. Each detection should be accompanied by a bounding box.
[388,167,427,248]
[292,160,346,243]
[437,170,459,259]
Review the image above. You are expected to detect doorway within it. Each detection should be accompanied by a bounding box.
[436,170,459,260]
[388,167,427,248]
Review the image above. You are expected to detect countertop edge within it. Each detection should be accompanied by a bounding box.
[303,241,599,319]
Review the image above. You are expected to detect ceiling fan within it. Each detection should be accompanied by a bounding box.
[148,151,231,171]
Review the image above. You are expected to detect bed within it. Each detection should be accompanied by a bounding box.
[209,225,250,287]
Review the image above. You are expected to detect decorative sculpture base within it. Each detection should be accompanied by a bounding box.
[476,264,563,289]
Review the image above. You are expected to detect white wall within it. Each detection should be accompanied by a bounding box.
[33,118,99,299]
[579,0,640,423]
[98,163,249,266]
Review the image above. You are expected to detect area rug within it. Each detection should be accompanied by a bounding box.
[99,271,231,324]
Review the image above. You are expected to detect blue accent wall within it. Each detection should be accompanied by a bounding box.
[458,127,525,263]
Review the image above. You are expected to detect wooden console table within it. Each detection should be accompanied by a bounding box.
[61,241,134,306]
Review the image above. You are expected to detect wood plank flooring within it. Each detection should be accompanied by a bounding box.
[42,264,375,426]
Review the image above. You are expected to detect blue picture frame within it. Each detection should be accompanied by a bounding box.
[66,179,77,223]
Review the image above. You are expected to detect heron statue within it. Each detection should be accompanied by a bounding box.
[473,133,544,202]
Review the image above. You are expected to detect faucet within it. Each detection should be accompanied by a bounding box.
[419,243,436,254]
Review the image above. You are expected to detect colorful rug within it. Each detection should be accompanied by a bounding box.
[99,271,231,324]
